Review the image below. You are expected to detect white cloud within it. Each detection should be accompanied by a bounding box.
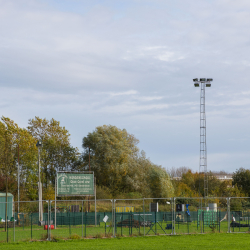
[123,46,186,62]
[108,90,137,96]
[134,96,163,101]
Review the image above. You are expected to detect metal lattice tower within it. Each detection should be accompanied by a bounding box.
[193,78,213,198]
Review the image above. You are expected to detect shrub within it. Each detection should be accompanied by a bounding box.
[69,234,81,240]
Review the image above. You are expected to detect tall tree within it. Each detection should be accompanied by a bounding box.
[0,117,38,200]
[80,125,174,197]
[0,117,19,229]
[27,117,81,187]
[80,125,139,193]
[17,128,38,200]
[232,168,250,196]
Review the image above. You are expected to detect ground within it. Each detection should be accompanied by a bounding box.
[1,233,250,250]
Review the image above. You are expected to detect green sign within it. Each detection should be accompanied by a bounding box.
[57,172,94,196]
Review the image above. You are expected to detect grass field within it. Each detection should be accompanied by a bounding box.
[1,233,250,250]
[1,220,248,243]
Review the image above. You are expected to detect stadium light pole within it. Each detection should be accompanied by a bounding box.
[193,78,213,199]
[36,140,43,222]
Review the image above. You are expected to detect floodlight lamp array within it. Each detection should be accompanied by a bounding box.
[193,78,213,87]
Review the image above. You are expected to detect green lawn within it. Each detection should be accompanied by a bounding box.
[1,233,250,250]
[1,220,248,243]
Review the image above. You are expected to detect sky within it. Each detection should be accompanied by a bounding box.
[1,0,250,173]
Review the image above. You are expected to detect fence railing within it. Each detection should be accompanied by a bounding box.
[0,197,250,243]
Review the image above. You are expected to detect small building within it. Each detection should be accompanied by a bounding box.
[0,193,14,220]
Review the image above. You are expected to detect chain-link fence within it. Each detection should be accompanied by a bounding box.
[1,197,250,243]
[229,197,250,233]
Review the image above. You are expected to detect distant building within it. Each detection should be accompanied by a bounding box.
[172,173,233,181]
[172,177,182,181]
[212,173,233,181]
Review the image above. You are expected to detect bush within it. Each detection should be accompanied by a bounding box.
[69,234,81,240]
[96,186,112,199]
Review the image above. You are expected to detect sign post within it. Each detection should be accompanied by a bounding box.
[56,172,95,229]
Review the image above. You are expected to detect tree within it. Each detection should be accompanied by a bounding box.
[147,164,174,198]
[173,170,199,197]
[80,125,174,197]
[80,125,139,193]
[232,168,250,196]
[0,117,19,230]
[0,117,38,201]
[0,175,17,193]
[172,169,223,197]
[27,117,81,187]
[194,172,221,197]
[133,151,174,198]
[167,166,190,178]
[16,127,38,200]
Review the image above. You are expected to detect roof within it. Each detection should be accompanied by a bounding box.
[0,192,13,197]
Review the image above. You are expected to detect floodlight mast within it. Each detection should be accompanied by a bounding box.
[193,78,213,199]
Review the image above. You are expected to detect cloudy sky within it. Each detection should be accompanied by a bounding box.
[1,0,250,173]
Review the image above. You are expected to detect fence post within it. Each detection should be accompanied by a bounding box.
[111,200,113,237]
[138,211,140,235]
[203,210,205,233]
[7,215,8,243]
[82,200,83,238]
[131,211,133,236]
[227,197,230,233]
[50,200,52,241]
[85,211,87,237]
[248,211,249,228]
[155,211,157,235]
[95,177,97,227]
[50,201,52,240]
[69,211,71,237]
[200,198,203,233]
[238,211,240,232]
[143,198,145,236]
[112,199,114,237]
[171,197,173,235]
[113,199,116,238]
[219,210,220,233]
[173,197,176,235]
[55,180,57,229]
[31,213,32,240]
[104,212,106,237]
[13,201,15,242]
[130,211,132,235]
[47,200,50,241]
[121,212,123,236]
